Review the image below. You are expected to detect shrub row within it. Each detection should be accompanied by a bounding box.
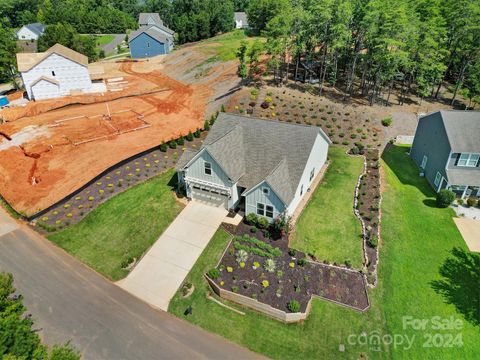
[233,235,282,258]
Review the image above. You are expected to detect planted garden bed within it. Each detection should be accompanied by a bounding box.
[209,219,369,316]
[353,148,381,285]
[33,132,206,232]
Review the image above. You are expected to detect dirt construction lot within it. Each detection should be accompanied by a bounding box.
[0,39,242,216]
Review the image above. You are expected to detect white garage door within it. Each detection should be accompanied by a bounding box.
[191,185,228,208]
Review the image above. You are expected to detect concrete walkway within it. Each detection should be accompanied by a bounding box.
[453,217,480,252]
[118,201,227,310]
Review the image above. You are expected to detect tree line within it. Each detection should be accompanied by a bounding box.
[245,0,480,108]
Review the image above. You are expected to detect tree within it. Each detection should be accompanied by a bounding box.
[246,0,290,32]
[0,23,18,86]
[236,40,248,78]
[0,272,80,359]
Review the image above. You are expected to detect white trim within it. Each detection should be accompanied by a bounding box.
[204,160,212,176]
[421,155,428,169]
[256,202,265,216]
[457,153,480,167]
[265,204,274,218]
[184,176,231,195]
[262,187,270,195]
[434,172,442,187]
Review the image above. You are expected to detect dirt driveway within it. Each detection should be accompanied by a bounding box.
[118,201,227,310]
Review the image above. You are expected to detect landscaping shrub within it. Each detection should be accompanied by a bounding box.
[382,117,393,127]
[246,213,258,225]
[257,217,270,230]
[177,136,185,146]
[160,143,168,152]
[288,249,297,257]
[287,300,300,313]
[193,130,201,138]
[466,197,478,207]
[297,258,307,267]
[233,235,282,258]
[264,258,276,273]
[169,141,177,149]
[236,249,248,263]
[203,120,210,131]
[186,131,194,141]
[261,102,269,109]
[250,226,257,233]
[368,235,378,248]
[436,189,455,208]
[345,259,352,268]
[207,268,220,279]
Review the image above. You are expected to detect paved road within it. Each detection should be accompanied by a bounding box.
[99,34,125,56]
[119,202,227,310]
[0,209,264,360]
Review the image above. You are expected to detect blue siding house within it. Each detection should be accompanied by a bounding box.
[129,31,167,58]
[129,13,175,59]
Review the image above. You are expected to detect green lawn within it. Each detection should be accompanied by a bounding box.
[169,145,480,359]
[200,30,262,62]
[291,146,364,268]
[96,34,116,46]
[49,169,183,281]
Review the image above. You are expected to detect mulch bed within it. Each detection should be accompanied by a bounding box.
[33,134,206,233]
[355,149,381,283]
[212,222,369,313]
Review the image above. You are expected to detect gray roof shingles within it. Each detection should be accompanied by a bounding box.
[128,26,169,44]
[178,113,331,205]
[234,12,248,26]
[17,23,45,36]
[138,13,163,26]
[438,110,480,154]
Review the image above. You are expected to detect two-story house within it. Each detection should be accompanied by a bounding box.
[176,113,331,221]
[410,110,480,199]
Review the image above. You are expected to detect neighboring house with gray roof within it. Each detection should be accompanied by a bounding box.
[234,12,249,29]
[411,110,480,199]
[16,23,45,41]
[129,13,175,58]
[176,113,331,221]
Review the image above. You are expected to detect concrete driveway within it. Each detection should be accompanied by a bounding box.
[118,201,228,310]
[453,217,480,252]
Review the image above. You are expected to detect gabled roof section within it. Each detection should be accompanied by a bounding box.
[16,43,88,72]
[128,26,169,44]
[178,113,330,205]
[234,12,248,26]
[31,76,59,87]
[17,22,45,36]
[175,148,198,170]
[139,13,163,26]
[436,110,480,154]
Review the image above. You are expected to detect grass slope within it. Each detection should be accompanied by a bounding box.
[200,30,261,62]
[169,145,480,359]
[49,169,183,281]
[96,34,116,46]
[291,147,364,268]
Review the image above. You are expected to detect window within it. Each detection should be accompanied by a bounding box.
[457,153,479,167]
[204,161,212,175]
[421,155,428,169]
[300,184,304,196]
[256,203,265,216]
[309,168,315,182]
[51,71,55,77]
[147,42,150,48]
[265,205,274,218]
[262,187,270,195]
[434,172,442,187]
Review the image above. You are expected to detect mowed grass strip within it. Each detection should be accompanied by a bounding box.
[169,145,480,359]
[380,145,479,359]
[200,30,262,61]
[49,169,183,281]
[96,34,116,45]
[291,146,364,268]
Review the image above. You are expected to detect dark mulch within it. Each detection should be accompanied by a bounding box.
[213,222,369,313]
[33,135,206,233]
[356,149,381,276]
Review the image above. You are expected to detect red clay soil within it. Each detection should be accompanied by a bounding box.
[0,61,211,216]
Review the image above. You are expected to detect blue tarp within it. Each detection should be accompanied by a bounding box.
[0,96,9,106]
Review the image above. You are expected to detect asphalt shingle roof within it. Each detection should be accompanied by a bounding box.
[178,113,331,204]
[234,12,248,26]
[437,110,480,153]
[19,23,45,36]
[138,13,163,26]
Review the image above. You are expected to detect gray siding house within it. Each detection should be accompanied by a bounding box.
[410,110,480,198]
[129,13,175,58]
[176,113,331,221]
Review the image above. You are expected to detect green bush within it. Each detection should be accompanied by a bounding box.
[169,140,177,149]
[246,213,258,225]
[177,136,185,145]
[381,117,393,127]
[250,226,257,233]
[297,258,307,267]
[264,258,276,273]
[436,189,455,208]
[288,249,297,256]
[203,120,210,131]
[194,130,201,138]
[466,197,478,207]
[159,143,168,152]
[186,131,194,141]
[287,300,300,313]
[257,217,270,229]
[233,235,282,258]
[368,235,378,248]
[207,268,220,279]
